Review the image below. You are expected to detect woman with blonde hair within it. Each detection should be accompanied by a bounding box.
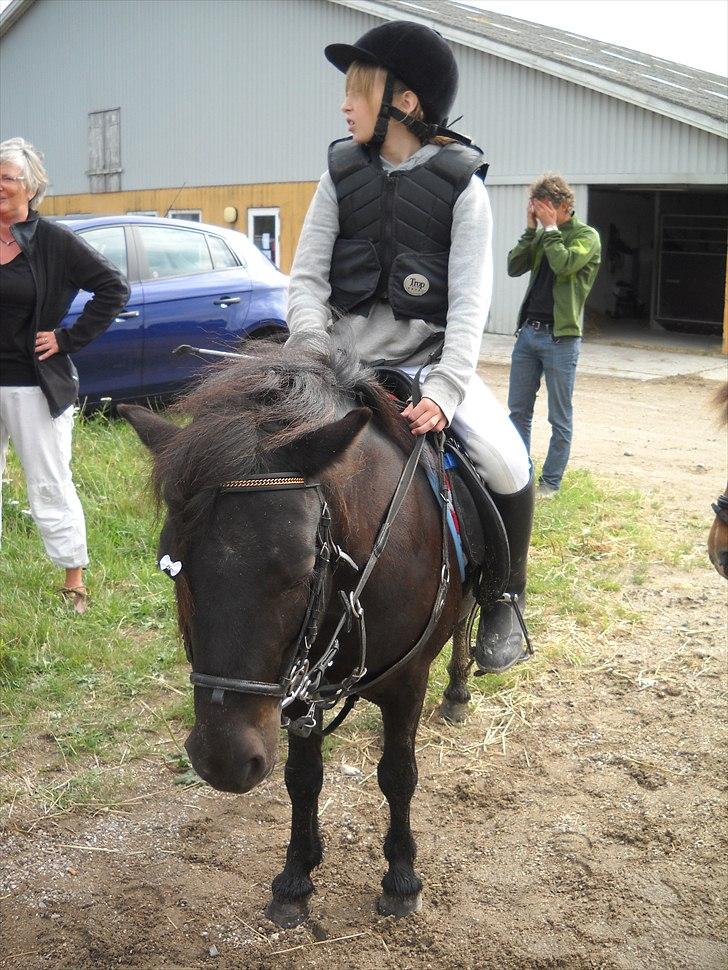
[286,21,534,673]
[0,137,129,611]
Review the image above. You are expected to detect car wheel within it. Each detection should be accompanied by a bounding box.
[247,321,288,343]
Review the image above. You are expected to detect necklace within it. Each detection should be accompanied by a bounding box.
[0,233,16,246]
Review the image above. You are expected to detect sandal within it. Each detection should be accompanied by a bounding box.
[60,585,89,615]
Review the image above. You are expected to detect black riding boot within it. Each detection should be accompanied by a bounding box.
[474,473,535,674]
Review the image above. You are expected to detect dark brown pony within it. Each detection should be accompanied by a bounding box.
[120,341,474,926]
[708,381,728,580]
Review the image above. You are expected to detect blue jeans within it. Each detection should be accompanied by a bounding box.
[507,325,581,490]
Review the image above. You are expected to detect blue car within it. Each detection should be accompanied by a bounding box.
[59,215,289,406]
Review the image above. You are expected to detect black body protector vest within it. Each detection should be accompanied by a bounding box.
[327,137,488,327]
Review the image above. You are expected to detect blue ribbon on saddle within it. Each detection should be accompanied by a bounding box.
[425,450,467,583]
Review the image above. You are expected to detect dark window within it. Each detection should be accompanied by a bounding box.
[168,210,202,223]
[88,109,121,193]
[207,234,239,269]
[137,225,213,280]
[78,225,128,277]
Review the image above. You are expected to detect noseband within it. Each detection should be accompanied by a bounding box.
[181,434,451,737]
[712,492,728,526]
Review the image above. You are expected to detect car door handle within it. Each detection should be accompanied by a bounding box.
[213,296,241,307]
[116,310,140,319]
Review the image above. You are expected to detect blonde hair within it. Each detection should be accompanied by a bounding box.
[0,137,49,206]
[530,172,575,212]
[345,62,453,145]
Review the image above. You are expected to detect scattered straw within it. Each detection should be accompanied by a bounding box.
[272,931,368,956]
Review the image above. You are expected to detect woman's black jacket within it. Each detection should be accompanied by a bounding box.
[10,210,130,417]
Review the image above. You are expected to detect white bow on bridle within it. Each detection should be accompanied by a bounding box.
[159,554,182,577]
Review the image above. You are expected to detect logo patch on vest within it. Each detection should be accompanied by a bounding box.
[403,273,430,297]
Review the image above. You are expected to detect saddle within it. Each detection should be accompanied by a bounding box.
[375,368,510,605]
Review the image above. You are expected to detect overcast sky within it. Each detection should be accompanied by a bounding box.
[0,0,726,77]
[467,0,728,76]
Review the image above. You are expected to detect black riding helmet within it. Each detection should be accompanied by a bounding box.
[325,20,470,148]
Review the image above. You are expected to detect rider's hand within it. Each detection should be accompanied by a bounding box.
[402,397,447,435]
[35,330,60,361]
[527,198,537,230]
[532,198,558,229]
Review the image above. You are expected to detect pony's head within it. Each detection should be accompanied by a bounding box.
[121,341,407,792]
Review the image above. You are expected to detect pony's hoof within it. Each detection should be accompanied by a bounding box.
[438,700,469,724]
[265,897,309,928]
[377,891,422,918]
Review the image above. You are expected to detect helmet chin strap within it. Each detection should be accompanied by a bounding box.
[368,71,396,149]
[368,71,474,150]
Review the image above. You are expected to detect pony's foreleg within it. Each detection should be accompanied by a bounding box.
[439,617,473,723]
[265,730,323,928]
[376,684,427,918]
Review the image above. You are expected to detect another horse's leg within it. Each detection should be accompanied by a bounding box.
[376,682,427,918]
[439,617,473,723]
[265,730,323,928]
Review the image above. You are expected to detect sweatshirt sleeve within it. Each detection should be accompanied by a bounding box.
[421,175,492,423]
[507,228,537,277]
[286,171,339,349]
[541,224,601,276]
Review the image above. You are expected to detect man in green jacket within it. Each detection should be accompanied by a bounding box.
[507,173,601,497]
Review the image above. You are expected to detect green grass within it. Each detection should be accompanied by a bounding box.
[424,466,663,706]
[0,411,187,814]
[0,417,693,818]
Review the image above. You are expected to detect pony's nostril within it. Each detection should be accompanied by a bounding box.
[246,755,266,786]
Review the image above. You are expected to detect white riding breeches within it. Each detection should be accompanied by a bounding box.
[0,385,89,568]
[400,368,531,495]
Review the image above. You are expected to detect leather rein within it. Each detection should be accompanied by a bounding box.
[180,394,451,738]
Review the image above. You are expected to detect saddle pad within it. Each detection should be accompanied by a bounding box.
[444,436,510,604]
[424,466,467,582]
[373,366,510,600]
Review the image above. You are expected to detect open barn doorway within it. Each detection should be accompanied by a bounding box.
[587,186,727,350]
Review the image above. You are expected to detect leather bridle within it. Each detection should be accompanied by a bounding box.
[712,492,728,526]
[178,431,451,738]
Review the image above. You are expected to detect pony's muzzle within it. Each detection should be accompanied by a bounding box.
[185,720,277,794]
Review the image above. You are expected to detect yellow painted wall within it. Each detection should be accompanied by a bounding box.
[40,181,318,274]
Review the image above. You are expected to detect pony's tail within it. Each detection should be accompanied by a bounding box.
[712,381,728,426]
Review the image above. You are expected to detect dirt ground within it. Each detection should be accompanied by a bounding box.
[1,369,726,970]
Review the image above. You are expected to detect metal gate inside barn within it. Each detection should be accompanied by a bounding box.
[587,187,728,336]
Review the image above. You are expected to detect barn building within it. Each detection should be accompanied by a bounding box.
[1,0,727,339]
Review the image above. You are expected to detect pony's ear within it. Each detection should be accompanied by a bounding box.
[297,407,371,476]
[118,404,179,454]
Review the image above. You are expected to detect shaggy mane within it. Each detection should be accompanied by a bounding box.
[153,339,414,552]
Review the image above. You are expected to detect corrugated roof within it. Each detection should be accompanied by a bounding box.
[350,0,728,127]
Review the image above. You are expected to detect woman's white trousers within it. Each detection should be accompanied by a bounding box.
[0,385,88,568]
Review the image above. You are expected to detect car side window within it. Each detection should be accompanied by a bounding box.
[78,226,128,277]
[207,234,239,270]
[137,225,213,280]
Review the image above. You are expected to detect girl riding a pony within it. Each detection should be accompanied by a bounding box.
[287,20,534,673]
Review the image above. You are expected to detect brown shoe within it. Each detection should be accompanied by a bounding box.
[60,585,88,615]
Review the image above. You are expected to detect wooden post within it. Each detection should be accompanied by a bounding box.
[723,249,728,354]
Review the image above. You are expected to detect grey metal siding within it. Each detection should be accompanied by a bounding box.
[453,43,727,184]
[0,0,377,193]
[1,1,724,334]
[1,0,725,196]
